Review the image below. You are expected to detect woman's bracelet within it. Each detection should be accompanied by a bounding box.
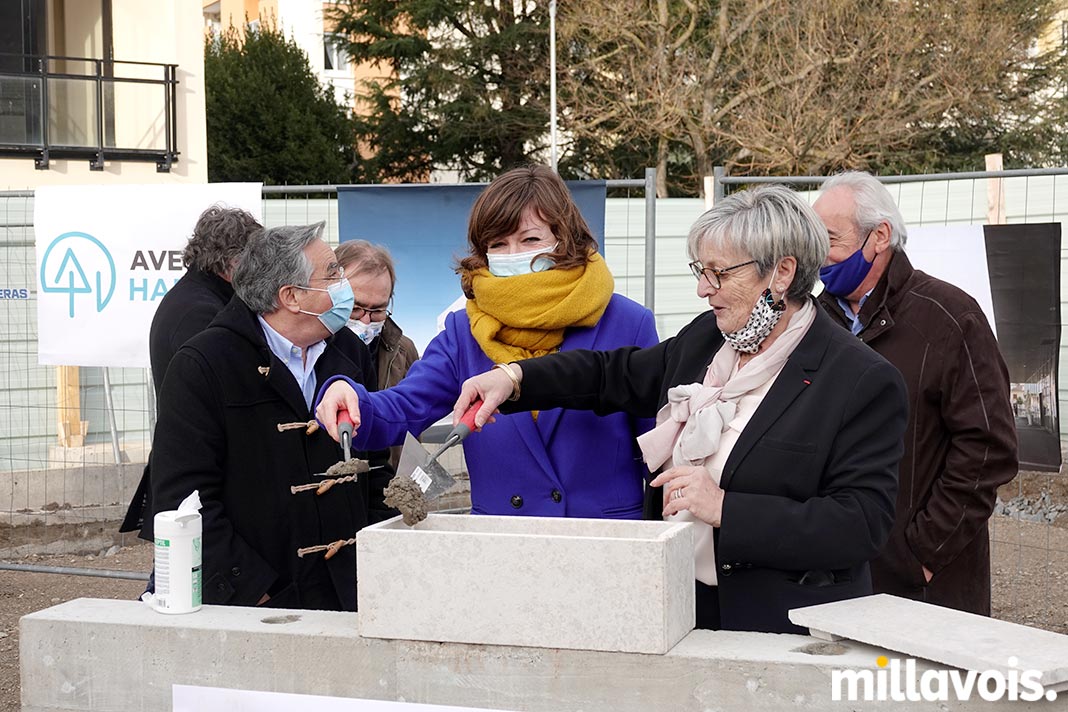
[493,362,521,402]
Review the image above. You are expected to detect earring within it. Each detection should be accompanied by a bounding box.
[764,288,790,313]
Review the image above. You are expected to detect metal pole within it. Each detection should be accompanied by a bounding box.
[715,165,1068,187]
[0,561,148,581]
[102,368,123,465]
[92,58,105,170]
[146,368,157,439]
[549,0,558,172]
[37,55,49,169]
[713,166,725,205]
[643,167,656,312]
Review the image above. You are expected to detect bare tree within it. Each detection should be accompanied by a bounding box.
[560,0,1060,193]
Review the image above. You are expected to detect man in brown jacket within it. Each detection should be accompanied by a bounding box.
[813,171,1018,615]
[335,240,420,469]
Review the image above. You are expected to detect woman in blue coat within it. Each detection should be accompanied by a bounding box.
[317,165,658,518]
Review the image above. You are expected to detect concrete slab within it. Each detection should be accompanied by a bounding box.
[356,514,695,654]
[21,599,1056,711]
[20,599,396,712]
[789,593,1068,691]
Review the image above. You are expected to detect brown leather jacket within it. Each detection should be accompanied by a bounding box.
[376,317,419,469]
[818,251,1018,615]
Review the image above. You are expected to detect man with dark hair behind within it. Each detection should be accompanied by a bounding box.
[120,204,262,535]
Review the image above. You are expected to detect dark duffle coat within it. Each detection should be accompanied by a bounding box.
[144,295,396,611]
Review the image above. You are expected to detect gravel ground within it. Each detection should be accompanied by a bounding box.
[1,470,1066,711]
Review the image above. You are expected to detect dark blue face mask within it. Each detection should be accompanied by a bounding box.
[819,231,873,297]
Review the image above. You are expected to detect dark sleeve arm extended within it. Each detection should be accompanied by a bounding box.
[506,339,673,420]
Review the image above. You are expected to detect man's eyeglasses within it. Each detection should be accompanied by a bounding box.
[308,264,345,283]
[688,259,757,289]
[352,301,392,322]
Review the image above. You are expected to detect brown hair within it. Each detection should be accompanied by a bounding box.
[335,240,397,295]
[183,204,262,276]
[457,165,598,297]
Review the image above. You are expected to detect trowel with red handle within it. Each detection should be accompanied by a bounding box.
[395,399,483,500]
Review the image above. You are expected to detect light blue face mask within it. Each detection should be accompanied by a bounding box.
[486,242,558,277]
[296,277,355,335]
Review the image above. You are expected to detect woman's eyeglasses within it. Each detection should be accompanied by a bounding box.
[688,259,757,289]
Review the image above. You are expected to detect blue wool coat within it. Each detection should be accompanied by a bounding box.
[318,294,659,518]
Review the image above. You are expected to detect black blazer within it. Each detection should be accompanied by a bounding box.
[145,296,396,611]
[511,301,907,633]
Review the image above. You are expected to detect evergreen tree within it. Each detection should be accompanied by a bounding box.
[205,22,359,185]
[328,0,550,182]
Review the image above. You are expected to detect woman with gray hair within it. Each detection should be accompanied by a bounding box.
[451,185,909,633]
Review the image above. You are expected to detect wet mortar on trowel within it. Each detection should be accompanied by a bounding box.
[383,475,429,526]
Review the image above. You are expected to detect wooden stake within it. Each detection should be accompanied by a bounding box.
[985,153,1006,225]
[56,366,87,447]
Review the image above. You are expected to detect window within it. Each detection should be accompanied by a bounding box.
[324,33,349,71]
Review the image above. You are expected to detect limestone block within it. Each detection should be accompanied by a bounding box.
[356,513,695,654]
[789,594,1068,692]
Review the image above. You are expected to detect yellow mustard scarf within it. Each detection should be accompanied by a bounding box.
[465,251,615,364]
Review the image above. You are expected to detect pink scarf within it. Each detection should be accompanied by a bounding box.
[637,301,816,472]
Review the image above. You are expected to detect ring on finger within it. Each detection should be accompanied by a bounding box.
[671,488,684,501]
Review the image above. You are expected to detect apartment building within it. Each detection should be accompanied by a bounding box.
[0,0,208,188]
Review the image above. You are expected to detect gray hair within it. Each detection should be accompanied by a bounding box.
[687,185,829,302]
[182,204,262,275]
[232,222,323,314]
[821,171,908,249]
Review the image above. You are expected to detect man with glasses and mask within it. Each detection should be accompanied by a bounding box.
[335,241,419,469]
[144,223,395,611]
[813,171,1017,616]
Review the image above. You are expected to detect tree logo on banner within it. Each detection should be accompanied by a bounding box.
[39,232,117,318]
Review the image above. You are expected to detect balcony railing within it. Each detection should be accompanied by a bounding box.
[0,53,179,171]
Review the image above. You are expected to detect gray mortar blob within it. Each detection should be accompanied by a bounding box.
[325,458,369,477]
[384,475,429,526]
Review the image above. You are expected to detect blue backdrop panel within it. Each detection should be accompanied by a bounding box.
[337,181,606,353]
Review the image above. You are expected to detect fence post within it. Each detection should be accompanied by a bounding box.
[986,153,1006,224]
[102,368,123,465]
[713,166,725,205]
[643,167,656,312]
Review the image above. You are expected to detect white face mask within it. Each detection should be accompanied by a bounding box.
[347,318,385,345]
[486,242,558,277]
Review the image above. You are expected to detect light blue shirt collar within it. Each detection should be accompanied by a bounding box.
[834,290,873,336]
[257,316,327,411]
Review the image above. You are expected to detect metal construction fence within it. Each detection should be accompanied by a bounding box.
[0,177,660,529]
[2,169,1067,632]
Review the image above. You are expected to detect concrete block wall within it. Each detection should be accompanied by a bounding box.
[19,599,1057,711]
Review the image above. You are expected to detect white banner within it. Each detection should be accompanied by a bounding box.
[35,183,262,367]
[905,224,997,340]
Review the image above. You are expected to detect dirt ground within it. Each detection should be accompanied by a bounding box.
[0,540,151,712]
[0,471,1066,711]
